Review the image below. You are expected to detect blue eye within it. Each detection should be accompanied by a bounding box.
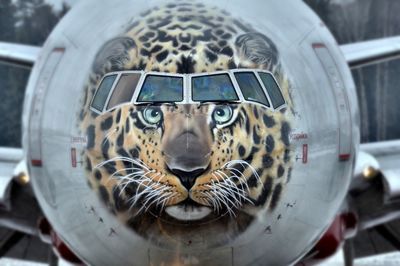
[212,106,233,125]
[143,107,162,125]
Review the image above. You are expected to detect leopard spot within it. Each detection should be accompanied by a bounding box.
[265,135,275,153]
[254,176,273,206]
[263,114,275,128]
[270,184,282,210]
[238,145,246,157]
[281,122,291,146]
[94,170,102,180]
[262,155,274,168]
[101,117,113,131]
[99,185,110,205]
[277,165,285,178]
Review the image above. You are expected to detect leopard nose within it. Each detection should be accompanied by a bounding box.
[169,168,206,190]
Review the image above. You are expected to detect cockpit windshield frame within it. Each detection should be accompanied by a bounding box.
[90,69,287,115]
[188,71,241,104]
[90,70,144,114]
[132,71,186,105]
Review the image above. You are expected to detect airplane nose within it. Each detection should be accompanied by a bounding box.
[169,168,206,190]
[163,131,211,171]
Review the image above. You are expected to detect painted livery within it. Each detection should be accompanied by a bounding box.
[21,0,358,265]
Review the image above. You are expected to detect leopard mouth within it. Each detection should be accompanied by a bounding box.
[165,199,212,221]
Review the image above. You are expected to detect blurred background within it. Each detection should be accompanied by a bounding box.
[0,0,400,265]
[0,0,72,148]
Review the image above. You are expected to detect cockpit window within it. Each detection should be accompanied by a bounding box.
[107,73,141,110]
[258,72,285,108]
[91,74,117,111]
[192,74,238,102]
[234,72,270,107]
[137,75,183,102]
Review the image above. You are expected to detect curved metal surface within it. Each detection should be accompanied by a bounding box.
[21,0,359,265]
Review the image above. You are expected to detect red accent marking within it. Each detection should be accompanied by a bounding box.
[71,148,77,168]
[312,43,326,48]
[308,216,344,261]
[342,212,358,238]
[38,217,52,244]
[297,212,359,265]
[339,154,351,161]
[302,144,308,164]
[31,159,42,167]
[53,47,65,52]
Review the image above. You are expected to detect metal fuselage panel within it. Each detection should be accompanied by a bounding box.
[22,0,359,265]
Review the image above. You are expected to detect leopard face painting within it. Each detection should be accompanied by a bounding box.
[80,2,293,247]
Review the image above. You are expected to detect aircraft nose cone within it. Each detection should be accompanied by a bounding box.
[164,131,211,171]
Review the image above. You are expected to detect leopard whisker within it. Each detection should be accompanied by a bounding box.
[114,173,155,205]
[137,187,169,213]
[154,173,166,185]
[213,183,242,209]
[205,188,228,214]
[96,156,150,171]
[202,190,218,212]
[209,175,228,212]
[218,176,250,203]
[212,189,236,217]
[230,174,251,194]
[154,191,171,207]
[213,170,227,181]
[116,175,152,198]
[147,190,173,211]
[143,190,165,211]
[128,181,157,205]
[102,128,118,147]
[129,170,158,196]
[126,172,167,207]
[203,191,221,212]
[110,167,144,178]
[109,169,147,188]
[223,165,248,185]
[215,170,246,199]
[217,171,249,197]
[206,180,237,216]
[224,160,261,185]
[117,170,154,195]
[212,174,242,204]
[219,183,253,206]
[160,192,177,210]
[223,164,252,193]
[209,174,245,214]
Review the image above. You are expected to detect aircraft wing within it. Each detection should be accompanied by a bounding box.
[341,36,400,259]
[340,36,400,69]
[0,42,55,263]
[350,140,400,259]
[360,140,400,193]
[0,148,24,211]
[0,42,41,68]
[0,148,50,263]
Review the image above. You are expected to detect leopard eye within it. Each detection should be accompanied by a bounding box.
[143,107,163,125]
[212,106,233,125]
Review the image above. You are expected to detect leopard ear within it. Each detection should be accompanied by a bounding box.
[92,37,137,76]
[235,32,278,69]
